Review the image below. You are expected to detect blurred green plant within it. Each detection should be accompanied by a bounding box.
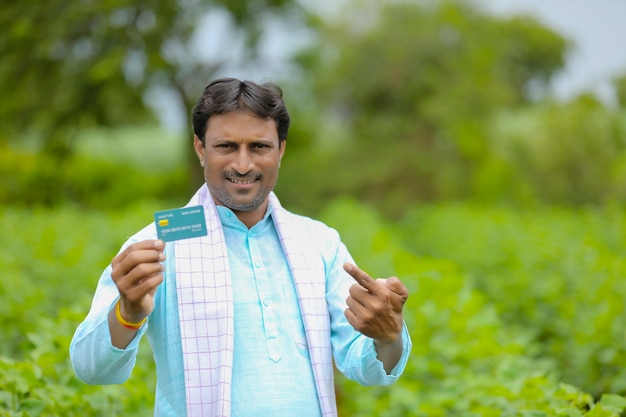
[0,309,156,417]
[0,141,187,209]
[396,202,626,397]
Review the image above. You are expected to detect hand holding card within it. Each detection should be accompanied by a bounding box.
[110,205,207,335]
[110,239,165,343]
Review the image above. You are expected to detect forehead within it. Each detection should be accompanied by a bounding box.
[205,111,278,139]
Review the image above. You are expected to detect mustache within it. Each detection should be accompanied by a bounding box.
[223,171,262,180]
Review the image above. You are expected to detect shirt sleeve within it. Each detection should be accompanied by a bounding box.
[69,262,149,385]
[325,234,412,386]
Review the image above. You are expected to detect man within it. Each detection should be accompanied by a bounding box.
[70,77,412,417]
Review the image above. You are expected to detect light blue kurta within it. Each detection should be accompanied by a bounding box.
[70,189,411,417]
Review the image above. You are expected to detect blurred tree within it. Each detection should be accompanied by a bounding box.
[0,0,300,188]
[488,95,626,204]
[282,0,568,215]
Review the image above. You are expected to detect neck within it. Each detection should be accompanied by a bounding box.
[230,200,269,229]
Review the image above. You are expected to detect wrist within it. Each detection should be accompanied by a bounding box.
[374,335,401,347]
[115,300,146,330]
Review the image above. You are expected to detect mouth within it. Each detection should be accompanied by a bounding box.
[226,175,260,185]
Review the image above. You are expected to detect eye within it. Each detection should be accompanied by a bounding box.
[216,143,235,149]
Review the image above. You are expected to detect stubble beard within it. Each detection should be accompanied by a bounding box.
[212,187,268,212]
[208,174,275,212]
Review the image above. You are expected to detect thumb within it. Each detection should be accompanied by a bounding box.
[385,276,409,303]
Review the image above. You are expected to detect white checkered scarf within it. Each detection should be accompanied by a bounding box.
[174,184,337,417]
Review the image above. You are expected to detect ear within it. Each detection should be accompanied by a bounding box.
[278,140,286,162]
[193,135,205,166]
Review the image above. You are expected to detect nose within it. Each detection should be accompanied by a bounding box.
[232,148,254,174]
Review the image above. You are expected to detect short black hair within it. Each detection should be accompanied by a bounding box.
[192,77,291,144]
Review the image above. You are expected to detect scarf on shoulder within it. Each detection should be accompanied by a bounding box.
[174,184,337,417]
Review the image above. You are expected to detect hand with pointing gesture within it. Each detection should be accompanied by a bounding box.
[343,262,408,342]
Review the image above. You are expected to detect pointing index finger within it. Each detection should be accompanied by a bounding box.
[344,262,379,294]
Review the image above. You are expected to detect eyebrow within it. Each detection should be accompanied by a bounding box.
[210,137,278,144]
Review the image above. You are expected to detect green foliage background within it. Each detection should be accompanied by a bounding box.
[2,195,626,416]
[2,0,626,416]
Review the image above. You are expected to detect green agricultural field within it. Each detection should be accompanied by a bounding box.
[2,200,626,416]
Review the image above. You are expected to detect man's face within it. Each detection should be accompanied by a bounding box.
[194,110,285,226]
